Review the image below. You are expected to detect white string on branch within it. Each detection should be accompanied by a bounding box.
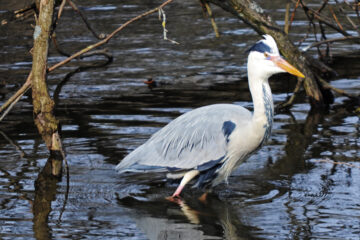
[158,8,179,45]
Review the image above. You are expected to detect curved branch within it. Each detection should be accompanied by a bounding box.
[275,77,304,112]
[67,0,106,40]
[318,77,358,99]
[0,72,32,114]
[302,36,360,52]
[53,49,113,105]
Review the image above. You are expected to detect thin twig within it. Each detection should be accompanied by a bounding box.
[318,23,329,60]
[301,36,360,51]
[295,0,351,37]
[314,158,360,169]
[355,1,360,25]
[57,0,67,20]
[297,23,312,47]
[276,77,304,111]
[53,49,113,105]
[159,8,179,44]
[299,0,321,55]
[0,92,24,122]
[67,0,106,40]
[317,0,329,13]
[0,72,32,114]
[345,14,359,33]
[329,5,344,31]
[335,2,360,34]
[51,0,67,36]
[49,0,175,72]
[289,0,300,32]
[80,48,113,59]
[0,130,25,158]
[52,33,71,57]
[204,1,220,37]
[284,2,290,34]
[318,77,357,98]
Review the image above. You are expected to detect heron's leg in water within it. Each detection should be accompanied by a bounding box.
[171,170,199,198]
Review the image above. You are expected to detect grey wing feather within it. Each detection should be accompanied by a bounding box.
[116,104,251,172]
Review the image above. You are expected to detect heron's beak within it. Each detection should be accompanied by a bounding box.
[271,56,305,78]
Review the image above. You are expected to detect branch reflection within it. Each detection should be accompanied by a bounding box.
[32,152,62,240]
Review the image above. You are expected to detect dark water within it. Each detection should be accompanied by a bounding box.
[0,0,360,239]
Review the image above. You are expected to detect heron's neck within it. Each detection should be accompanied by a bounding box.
[248,70,274,138]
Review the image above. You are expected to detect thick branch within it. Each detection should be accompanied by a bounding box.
[32,0,59,150]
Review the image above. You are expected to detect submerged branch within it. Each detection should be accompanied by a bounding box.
[318,77,358,99]
[275,77,304,112]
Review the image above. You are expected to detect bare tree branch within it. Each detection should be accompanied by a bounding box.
[302,36,360,52]
[0,0,174,120]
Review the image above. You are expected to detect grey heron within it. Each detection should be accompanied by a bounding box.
[116,35,305,198]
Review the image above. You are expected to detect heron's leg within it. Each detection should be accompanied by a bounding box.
[171,170,199,198]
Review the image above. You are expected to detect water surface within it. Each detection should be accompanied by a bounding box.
[0,0,359,239]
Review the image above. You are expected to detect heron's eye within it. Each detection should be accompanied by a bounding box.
[264,52,270,59]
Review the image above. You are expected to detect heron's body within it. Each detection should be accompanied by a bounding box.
[116,35,304,197]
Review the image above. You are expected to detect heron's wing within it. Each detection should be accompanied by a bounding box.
[116,104,251,172]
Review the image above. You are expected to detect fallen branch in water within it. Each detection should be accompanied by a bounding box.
[275,77,304,112]
[318,77,357,99]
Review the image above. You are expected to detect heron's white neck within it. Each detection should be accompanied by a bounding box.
[247,62,274,141]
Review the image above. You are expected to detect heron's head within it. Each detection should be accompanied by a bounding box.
[247,35,305,79]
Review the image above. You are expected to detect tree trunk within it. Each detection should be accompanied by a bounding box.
[209,0,332,107]
[31,0,62,151]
